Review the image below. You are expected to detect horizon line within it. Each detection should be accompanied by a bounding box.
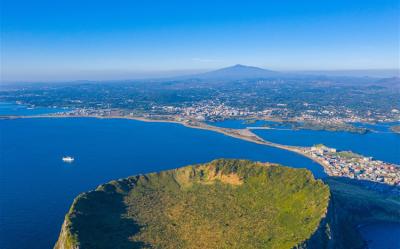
[1,66,399,84]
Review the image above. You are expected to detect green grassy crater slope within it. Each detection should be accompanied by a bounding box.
[54,159,330,249]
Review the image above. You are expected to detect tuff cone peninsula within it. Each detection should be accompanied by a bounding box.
[54,159,330,249]
[54,159,400,249]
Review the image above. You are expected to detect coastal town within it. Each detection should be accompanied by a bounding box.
[37,104,399,134]
[305,144,400,186]
[153,100,400,125]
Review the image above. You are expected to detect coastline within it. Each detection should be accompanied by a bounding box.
[0,114,330,172]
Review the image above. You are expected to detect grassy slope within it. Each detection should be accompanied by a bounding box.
[55,159,330,249]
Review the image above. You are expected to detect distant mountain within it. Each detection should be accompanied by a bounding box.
[189,64,281,80]
[374,76,400,88]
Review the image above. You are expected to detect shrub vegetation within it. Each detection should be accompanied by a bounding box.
[55,159,330,249]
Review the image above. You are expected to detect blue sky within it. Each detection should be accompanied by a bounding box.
[1,0,399,81]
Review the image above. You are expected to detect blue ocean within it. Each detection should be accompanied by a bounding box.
[0,119,322,248]
[0,106,399,249]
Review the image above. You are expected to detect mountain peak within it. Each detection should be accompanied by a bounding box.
[232,64,248,68]
[194,64,280,79]
[228,64,262,69]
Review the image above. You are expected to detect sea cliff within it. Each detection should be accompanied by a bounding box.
[298,177,400,249]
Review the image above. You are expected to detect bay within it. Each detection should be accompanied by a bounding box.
[0,117,323,249]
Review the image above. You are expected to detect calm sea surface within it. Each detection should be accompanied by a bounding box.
[358,222,400,249]
[0,116,323,249]
[0,107,399,249]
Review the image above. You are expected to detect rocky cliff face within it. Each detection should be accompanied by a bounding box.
[296,177,400,249]
[54,220,79,249]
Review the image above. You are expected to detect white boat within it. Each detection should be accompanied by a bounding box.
[62,156,74,163]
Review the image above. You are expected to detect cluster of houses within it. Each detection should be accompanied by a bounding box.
[307,145,400,186]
